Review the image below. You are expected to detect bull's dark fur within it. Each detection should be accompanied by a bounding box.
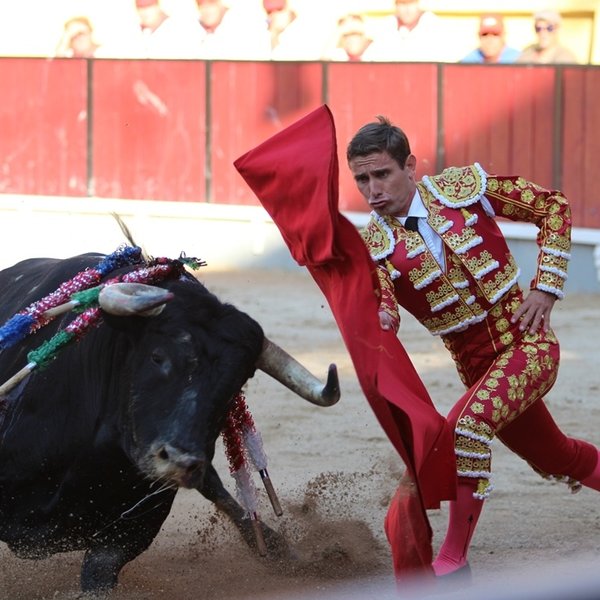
[0,253,284,593]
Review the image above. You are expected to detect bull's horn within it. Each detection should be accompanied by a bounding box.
[99,283,174,317]
[256,338,340,407]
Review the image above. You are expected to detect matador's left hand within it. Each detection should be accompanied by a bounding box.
[511,289,557,335]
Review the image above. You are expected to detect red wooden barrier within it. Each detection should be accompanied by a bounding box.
[209,61,323,206]
[328,62,439,212]
[0,58,87,196]
[92,59,206,202]
[442,65,556,188]
[0,59,599,228]
[562,67,600,228]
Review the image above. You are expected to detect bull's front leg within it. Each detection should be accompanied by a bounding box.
[197,463,291,558]
[80,494,174,594]
[80,546,128,594]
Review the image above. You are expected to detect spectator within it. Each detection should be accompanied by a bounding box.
[367,0,450,62]
[461,14,520,64]
[196,0,269,60]
[133,0,204,59]
[198,0,228,34]
[264,0,295,52]
[55,16,101,58]
[323,13,374,62]
[262,0,328,60]
[517,10,578,64]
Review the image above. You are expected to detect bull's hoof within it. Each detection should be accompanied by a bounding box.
[241,517,296,561]
[262,522,298,560]
[80,547,123,595]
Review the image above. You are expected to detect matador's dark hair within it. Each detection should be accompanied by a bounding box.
[346,115,412,168]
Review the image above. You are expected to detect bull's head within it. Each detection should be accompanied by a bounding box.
[100,280,340,489]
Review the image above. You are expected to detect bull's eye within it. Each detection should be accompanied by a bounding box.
[151,349,166,366]
[149,349,171,376]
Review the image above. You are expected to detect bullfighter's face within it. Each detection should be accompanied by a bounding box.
[349,150,417,218]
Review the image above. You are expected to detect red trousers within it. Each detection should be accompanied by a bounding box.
[443,286,597,497]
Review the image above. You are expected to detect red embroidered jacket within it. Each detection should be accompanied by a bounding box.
[361,164,571,335]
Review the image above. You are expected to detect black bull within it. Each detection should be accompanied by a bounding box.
[0,253,339,593]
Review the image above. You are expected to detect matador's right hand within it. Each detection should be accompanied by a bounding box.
[379,310,399,332]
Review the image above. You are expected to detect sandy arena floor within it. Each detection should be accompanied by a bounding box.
[1,268,599,599]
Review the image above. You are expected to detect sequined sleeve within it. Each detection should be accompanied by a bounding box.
[360,219,402,331]
[484,176,571,299]
[375,263,400,332]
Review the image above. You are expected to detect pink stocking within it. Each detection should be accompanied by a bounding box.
[432,479,484,576]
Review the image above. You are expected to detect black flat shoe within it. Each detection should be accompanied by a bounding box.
[435,562,472,585]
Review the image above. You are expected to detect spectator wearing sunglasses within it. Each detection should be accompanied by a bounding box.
[461,14,520,64]
[518,10,578,64]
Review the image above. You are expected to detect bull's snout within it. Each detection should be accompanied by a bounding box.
[154,443,206,489]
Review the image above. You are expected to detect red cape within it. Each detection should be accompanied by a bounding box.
[234,105,456,577]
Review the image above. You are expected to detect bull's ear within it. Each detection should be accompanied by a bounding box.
[99,283,174,317]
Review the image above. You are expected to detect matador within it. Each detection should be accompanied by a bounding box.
[354,118,600,580]
[234,105,600,583]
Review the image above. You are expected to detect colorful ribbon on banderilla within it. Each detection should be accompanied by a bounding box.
[0,248,203,397]
[0,245,143,352]
[221,391,283,555]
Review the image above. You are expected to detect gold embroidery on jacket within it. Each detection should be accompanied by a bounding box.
[425,281,460,313]
[403,230,427,258]
[360,217,394,260]
[544,232,570,256]
[463,250,498,278]
[422,165,485,206]
[422,302,486,335]
[408,254,442,290]
[447,261,470,289]
[443,227,483,255]
[428,212,453,233]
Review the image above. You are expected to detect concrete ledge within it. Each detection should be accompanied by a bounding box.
[1,196,599,292]
[0,196,289,272]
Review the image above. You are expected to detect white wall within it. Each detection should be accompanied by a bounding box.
[1,195,599,292]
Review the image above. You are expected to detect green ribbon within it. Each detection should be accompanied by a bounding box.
[70,286,102,311]
[27,330,74,370]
